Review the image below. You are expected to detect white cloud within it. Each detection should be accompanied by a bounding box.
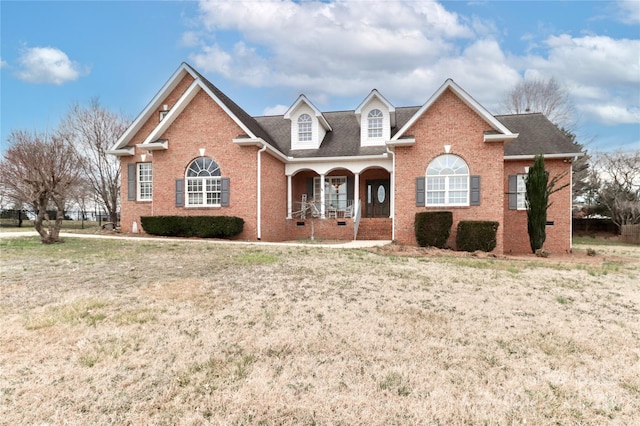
[616,0,640,24]
[0,59,7,68]
[263,104,289,116]
[186,0,638,130]
[521,35,640,126]
[16,46,87,85]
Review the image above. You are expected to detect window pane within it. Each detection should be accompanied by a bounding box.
[426,192,445,205]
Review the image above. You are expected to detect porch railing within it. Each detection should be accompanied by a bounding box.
[292,198,355,220]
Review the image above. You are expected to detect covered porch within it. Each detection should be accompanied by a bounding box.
[283,158,393,240]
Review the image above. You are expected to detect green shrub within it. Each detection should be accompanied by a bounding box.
[456,220,499,252]
[414,211,453,248]
[140,216,244,239]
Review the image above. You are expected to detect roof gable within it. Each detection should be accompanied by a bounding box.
[355,89,396,128]
[391,79,517,142]
[109,62,275,153]
[284,95,332,131]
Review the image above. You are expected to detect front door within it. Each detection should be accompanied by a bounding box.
[366,179,390,218]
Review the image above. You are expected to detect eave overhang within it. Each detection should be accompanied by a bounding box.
[136,140,168,151]
[484,133,519,142]
[106,147,135,157]
[386,137,416,147]
[232,137,289,162]
[504,152,584,161]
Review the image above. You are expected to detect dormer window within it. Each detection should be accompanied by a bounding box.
[298,114,312,142]
[368,109,383,138]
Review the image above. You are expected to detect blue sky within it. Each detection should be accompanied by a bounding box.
[1,0,639,154]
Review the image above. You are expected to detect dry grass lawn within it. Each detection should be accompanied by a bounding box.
[1,235,639,425]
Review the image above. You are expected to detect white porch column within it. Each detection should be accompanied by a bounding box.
[389,170,394,218]
[286,174,292,219]
[354,172,360,216]
[320,173,326,219]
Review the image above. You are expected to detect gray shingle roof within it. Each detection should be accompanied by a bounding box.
[254,106,421,158]
[497,113,582,157]
[192,64,579,159]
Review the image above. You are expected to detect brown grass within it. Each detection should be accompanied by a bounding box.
[1,236,639,425]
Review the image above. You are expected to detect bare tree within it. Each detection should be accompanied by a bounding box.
[58,98,130,225]
[0,130,84,243]
[500,77,574,130]
[592,150,640,229]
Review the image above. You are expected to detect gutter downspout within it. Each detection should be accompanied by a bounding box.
[257,144,267,240]
[386,144,396,241]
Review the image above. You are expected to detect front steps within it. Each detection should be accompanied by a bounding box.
[356,217,392,240]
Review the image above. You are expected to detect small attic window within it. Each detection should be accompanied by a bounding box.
[298,114,312,142]
[368,109,383,138]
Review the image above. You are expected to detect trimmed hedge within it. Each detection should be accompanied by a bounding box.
[140,215,244,239]
[414,211,453,248]
[456,220,499,252]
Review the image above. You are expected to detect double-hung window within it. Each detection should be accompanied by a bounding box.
[186,157,221,206]
[314,176,347,210]
[516,174,527,210]
[137,163,153,201]
[298,114,312,142]
[426,154,469,206]
[368,109,383,138]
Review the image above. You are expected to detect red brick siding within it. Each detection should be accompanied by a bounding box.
[259,150,287,241]
[503,159,573,254]
[393,89,505,253]
[120,77,266,240]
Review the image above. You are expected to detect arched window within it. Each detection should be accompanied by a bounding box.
[298,114,312,142]
[186,157,222,206]
[426,154,469,206]
[368,109,383,138]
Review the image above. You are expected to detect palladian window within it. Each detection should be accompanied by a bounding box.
[426,154,469,206]
[186,157,222,206]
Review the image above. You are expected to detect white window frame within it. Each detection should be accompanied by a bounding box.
[185,157,222,207]
[298,114,312,142]
[516,174,527,210]
[314,176,348,210]
[137,162,152,201]
[425,154,470,207]
[367,109,383,138]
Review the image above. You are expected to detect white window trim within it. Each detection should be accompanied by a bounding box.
[425,154,470,207]
[137,162,152,202]
[367,109,384,139]
[185,156,222,207]
[516,174,527,210]
[314,176,348,210]
[298,114,312,142]
[186,176,222,207]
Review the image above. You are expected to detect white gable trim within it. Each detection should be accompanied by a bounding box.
[110,62,262,153]
[284,95,332,131]
[355,89,396,127]
[391,79,516,141]
[109,63,198,152]
[139,78,259,147]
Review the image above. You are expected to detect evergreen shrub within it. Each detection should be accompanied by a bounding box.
[414,211,453,248]
[456,221,499,252]
[140,216,244,238]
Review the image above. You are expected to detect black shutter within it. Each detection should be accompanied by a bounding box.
[127,163,136,201]
[416,177,425,206]
[221,177,230,206]
[175,179,184,207]
[508,175,517,210]
[470,175,480,206]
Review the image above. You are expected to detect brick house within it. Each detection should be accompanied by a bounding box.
[108,63,581,254]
